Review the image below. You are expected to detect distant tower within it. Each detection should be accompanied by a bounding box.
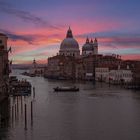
[33,59,37,69]
[93,38,98,54]
[29,59,38,74]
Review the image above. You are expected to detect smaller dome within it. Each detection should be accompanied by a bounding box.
[82,43,93,51]
[82,37,94,51]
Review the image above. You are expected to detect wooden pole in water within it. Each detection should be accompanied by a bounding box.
[17,97,19,115]
[31,101,33,125]
[21,96,23,114]
[33,87,35,98]
[24,104,27,130]
[12,106,14,122]
[15,104,16,119]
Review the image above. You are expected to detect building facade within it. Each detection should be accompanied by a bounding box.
[109,69,132,84]
[46,55,76,79]
[0,33,9,102]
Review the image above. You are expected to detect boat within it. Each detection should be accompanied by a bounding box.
[54,86,79,92]
[10,79,32,96]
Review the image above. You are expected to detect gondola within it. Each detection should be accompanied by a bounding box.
[54,86,79,92]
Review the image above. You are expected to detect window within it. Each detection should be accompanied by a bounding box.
[0,40,2,44]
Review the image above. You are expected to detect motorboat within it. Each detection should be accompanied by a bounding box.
[54,86,79,92]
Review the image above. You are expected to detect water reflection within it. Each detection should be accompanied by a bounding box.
[1,70,140,140]
[0,99,10,140]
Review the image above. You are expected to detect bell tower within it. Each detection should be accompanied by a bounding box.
[93,38,98,54]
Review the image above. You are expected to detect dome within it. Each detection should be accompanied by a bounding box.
[60,38,79,51]
[59,27,80,57]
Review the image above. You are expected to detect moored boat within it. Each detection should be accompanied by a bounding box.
[10,78,32,96]
[54,86,79,92]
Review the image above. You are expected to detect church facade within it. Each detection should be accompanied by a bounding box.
[46,27,99,80]
[46,28,133,82]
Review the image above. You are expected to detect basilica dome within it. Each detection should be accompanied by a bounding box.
[59,27,80,57]
[60,38,79,51]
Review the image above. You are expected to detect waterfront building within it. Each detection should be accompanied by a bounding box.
[123,60,140,85]
[75,58,85,80]
[82,54,102,80]
[95,67,109,82]
[95,66,132,84]
[95,55,122,82]
[0,33,9,102]
[109,67,132,84]
[46,55,76,79]
[95,57,133,84]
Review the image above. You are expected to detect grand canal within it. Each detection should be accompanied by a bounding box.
[0,70,140,140]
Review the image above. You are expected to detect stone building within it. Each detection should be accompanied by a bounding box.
[75,59,85,80]
[109,68,132,84]
[0,33,9,102]
[82,54,102,80]
[95,55,121,82]
[123,60,140,85]
[46,55,76,79]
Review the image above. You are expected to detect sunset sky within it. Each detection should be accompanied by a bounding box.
[0,0,140,64]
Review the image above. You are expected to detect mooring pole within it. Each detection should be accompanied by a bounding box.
[24,104,27,130]
[33,87,35,98]
[12,106,14,122]
[31,101,33,126]
[17,97,19,115]
[21,96,23,114]
[15,104,16,119]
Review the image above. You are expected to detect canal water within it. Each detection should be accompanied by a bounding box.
[0,70,140,140]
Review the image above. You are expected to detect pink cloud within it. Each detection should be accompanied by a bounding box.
[122,54,140,60]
